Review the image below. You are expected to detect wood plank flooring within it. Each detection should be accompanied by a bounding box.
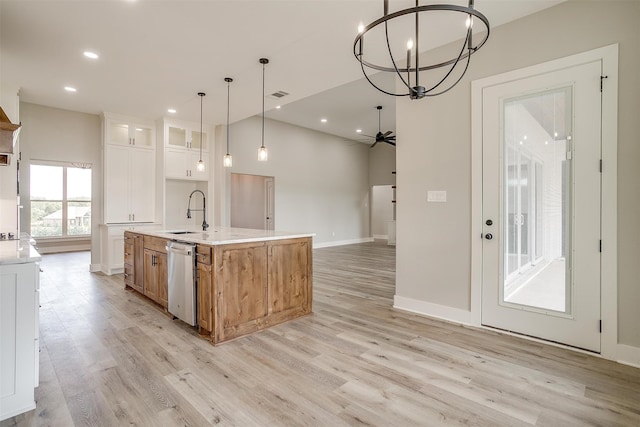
[2,242,640,426]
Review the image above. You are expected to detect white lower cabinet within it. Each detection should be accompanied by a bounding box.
[0,261,40,421]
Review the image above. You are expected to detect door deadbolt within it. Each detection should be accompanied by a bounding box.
[485,233,493,240]
[485,219,493,226]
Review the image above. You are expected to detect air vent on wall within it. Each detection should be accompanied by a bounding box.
[268,90,289,100]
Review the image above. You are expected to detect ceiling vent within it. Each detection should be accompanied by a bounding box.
[268,90,289,100]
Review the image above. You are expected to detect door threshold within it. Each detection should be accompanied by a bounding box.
[480,324,601,356]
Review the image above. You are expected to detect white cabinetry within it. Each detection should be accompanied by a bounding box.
[100,223,161,274]
[103,113,156,223]
[162,120,209,181]
[165,149,208,180]
[106,117,153,148]
[0,259,40,421]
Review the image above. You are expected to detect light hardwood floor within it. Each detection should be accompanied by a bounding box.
[2,243,640,426]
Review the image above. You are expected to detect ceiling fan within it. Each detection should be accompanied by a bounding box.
[361,105,396,148]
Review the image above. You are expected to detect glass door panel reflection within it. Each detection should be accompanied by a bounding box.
[501,87,572,314]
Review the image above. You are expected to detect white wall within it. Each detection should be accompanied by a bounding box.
[369,143,396,186]
[18,103,101,264]
[396,1,640,349]
[214,116,370,245]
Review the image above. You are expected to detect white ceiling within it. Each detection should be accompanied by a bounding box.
[1,0,563,143]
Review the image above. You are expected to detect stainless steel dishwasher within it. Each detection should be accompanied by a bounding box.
[166,240,197,326]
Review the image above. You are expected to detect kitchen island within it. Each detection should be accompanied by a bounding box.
[123,227,313,344]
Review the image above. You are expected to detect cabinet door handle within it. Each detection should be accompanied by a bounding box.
[132,213,135,221]
[132,137,135,146]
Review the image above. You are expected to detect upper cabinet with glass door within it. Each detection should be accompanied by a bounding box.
[165,120,208,152]
[104,113,155,149]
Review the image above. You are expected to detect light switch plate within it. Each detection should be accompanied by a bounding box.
[427,190,447,202]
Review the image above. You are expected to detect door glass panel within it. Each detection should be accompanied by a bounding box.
[191,131,207,150]
[134,126,152,147]
[168,126,186,147]
[501,87,573,314]
[110,122,129,145]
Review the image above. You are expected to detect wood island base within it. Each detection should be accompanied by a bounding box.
[124,230,313,345]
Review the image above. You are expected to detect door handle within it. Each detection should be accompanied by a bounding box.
[485,233,493,240]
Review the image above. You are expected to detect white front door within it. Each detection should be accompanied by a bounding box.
[481,60,602,352]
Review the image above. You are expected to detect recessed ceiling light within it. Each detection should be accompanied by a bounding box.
[83,51,99,59]
[64,86,77,92]
[321,118,327,123]
[356,129,362,133]
[168,108,177,114]
[275,105,281,109]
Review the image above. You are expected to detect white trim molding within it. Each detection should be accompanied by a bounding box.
[470,44,620,360]
[393,295,476,326]
[313,237,374,249]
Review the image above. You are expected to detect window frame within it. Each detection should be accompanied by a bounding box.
[29,160,92,238]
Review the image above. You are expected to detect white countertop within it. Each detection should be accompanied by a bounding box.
[140,226,315,246]
[0,234,42,265]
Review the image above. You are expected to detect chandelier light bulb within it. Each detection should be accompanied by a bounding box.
[223,154,233,168]
[196,159,205,172]
[358,23,365,33]
[406,39,414,50]
[466,16,473,28]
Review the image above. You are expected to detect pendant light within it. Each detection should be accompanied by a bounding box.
[223,77,233,168]
[196,92,206,172]
[257,57,269,161]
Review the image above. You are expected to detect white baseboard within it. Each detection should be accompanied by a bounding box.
[616,344,640,368]
[89,263,101,273]
[313,237,374,249]
[372,234,388,240]
[393,295,478,326]
[35,243,90,254]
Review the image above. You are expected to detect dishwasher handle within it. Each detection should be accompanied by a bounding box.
[166,245,193,256]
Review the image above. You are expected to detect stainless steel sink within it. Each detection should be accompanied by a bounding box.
[166,231,196,235]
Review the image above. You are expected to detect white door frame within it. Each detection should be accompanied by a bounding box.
[470,44,618,359]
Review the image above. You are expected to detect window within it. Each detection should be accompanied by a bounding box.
[30,163,92,237]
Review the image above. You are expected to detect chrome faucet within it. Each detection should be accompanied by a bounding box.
[186,189,209,231]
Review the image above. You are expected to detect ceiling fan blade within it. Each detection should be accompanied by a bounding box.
[360,134,376,139]
[385,140,396,147]
[383,130,393,137]
[370,140,379,148]
[386,135,396,140]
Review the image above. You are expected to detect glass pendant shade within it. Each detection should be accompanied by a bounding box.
[258,58,269,162]
[224,77,233,168]
[258,146,268,162]
[197,92,206,171]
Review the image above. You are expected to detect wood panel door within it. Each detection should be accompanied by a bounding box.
[156,252,168,308]
[214,244,268,342]
[268,239,312,315]
[133,234,144,292]
[197,262,212,332]
[143,249,159,303]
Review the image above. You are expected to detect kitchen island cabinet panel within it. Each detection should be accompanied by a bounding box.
[268,238,312,315]
[143,248,167,308]
[197,261,213,333]
[214,244,268,343]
